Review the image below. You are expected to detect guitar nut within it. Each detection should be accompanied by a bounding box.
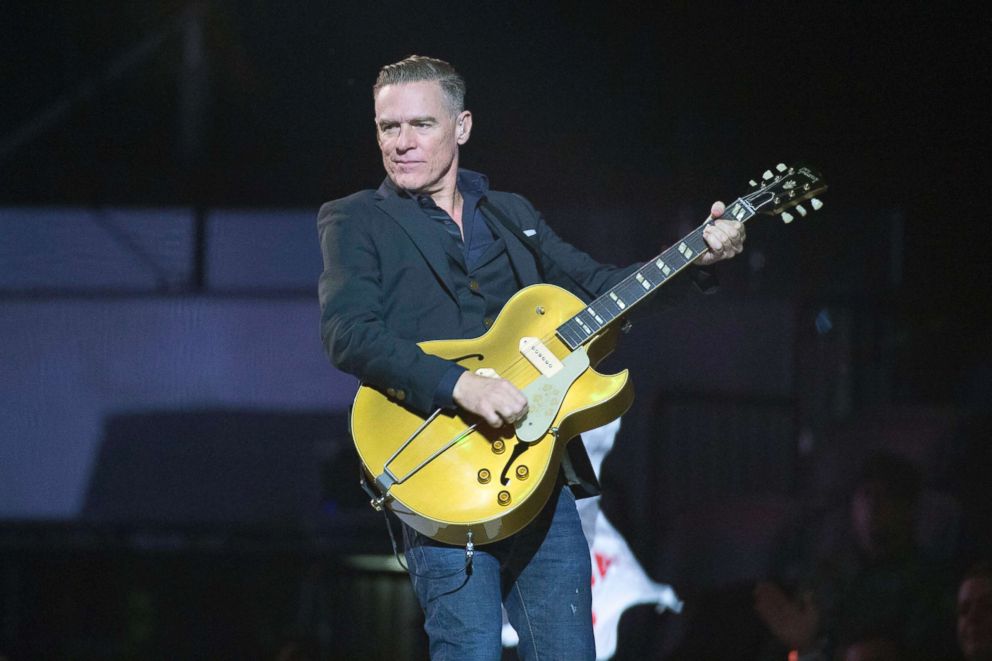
[497,490,511,506]
[515,465,529,480]
[491,439,506,454]
[477,468,491,484]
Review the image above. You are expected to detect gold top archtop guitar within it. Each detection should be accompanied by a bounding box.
[350,163,827,546]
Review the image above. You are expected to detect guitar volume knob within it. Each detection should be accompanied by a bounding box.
[491,439,506,454]
[497,490,511,506]
[515,465,529,480]
[477,469,491,484]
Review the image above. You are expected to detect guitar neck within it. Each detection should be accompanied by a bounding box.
[555,163,827,349]
[555,199,755,350]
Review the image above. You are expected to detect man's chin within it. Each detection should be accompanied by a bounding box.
[388,172,427,193]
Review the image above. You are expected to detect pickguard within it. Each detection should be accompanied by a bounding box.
[514,347,590,443]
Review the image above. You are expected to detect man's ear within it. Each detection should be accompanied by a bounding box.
[456,110,473,144]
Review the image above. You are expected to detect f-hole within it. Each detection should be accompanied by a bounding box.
[499,441,529,486]
[450,353,485,363]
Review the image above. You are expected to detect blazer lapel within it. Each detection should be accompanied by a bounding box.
[483,208,542,286]
[376,194,459,302]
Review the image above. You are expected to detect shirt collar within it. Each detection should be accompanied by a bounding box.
[376,168,490,200]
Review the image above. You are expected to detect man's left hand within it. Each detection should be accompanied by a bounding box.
[696,201,746,266]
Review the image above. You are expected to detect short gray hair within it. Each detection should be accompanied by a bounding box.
[373,55,466,115]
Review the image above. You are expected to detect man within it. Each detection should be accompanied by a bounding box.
[959,563,992,661]
[318,55,744,660]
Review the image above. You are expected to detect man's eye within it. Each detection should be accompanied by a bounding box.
[380,125,399,135]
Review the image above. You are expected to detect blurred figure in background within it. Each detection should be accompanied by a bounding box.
[754,451,957,660]
[958,562,992,661]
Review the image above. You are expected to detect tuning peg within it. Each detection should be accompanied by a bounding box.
[749,179,758,187]
[776,163,787,172]
[810,198,823,211]
[762,170,774,180]
[781,211,794,224]
[795,204,807,217]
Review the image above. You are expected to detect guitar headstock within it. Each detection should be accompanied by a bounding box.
[737,163,828,224]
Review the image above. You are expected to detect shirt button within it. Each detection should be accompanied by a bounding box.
[386,387,396,397]
[395,390,406,401]
[483,317,494,328]
[469,279,480,292]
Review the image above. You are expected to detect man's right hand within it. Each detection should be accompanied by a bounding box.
[452,371,528,428]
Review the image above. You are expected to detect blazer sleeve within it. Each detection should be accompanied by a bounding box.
[504,193,713,307]
[317,198,459,416]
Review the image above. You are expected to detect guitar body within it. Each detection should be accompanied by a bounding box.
[350,283,634,546]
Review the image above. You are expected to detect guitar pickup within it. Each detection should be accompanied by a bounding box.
[519,337,565,377]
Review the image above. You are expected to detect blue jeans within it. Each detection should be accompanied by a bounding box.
[403,484,595,660]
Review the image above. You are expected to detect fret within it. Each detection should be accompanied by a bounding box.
[684,232,708,259]
[608,290,627,311]
[613,287,637,311]
[583,306,605,328]
[577,317,595,336]
[653,257,673,277]
[590,299,617,324]
[724,197,755,223]
[557,322,582,350]
[638,262,666,286]
[676,240,696,262]
[662,250,688,271]
[617,279,646,305]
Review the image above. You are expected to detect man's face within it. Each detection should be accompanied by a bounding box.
[958,576,992,660]
[374,80,471,194]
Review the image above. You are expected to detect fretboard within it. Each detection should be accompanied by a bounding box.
[556,197,757,350]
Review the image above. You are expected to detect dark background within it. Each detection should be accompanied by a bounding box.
[4,2,989,396]
[1,2,989,659]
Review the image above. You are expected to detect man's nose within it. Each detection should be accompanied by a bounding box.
[396,125,416,151]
